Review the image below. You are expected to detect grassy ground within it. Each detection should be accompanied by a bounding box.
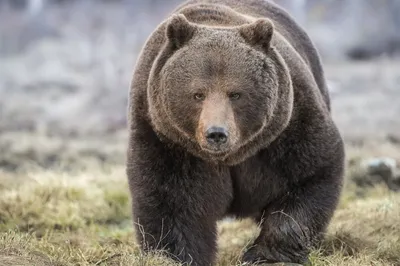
[0,136,400,266]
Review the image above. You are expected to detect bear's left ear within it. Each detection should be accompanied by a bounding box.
[238,19,274,50]
[166,14,196,49]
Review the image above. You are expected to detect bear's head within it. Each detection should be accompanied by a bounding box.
[147,14,293,165]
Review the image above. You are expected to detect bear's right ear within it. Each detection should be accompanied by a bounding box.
[166,14,196,49]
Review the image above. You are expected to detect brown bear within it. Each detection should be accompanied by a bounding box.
[126,0,345,265]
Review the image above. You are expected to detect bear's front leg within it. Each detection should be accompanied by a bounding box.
[242,165,343,265]
[132,194,218,266]
[127,128,231,266]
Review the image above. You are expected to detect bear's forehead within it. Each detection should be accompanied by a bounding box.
[192,28,243,47]
[167,55,261,88]
[188,75,254,91]
[174,42,265,74]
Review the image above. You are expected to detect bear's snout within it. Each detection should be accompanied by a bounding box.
[196,93,238,154]
[205,126,229,146]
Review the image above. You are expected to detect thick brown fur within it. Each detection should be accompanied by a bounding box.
[126,0,345,265]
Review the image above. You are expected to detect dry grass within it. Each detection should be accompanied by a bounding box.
[0,141,400,266]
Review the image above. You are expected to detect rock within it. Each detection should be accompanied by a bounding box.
[357,157,400,191]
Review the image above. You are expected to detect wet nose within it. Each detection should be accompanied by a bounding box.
[206,127,228,145]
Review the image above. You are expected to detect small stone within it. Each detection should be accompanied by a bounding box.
[362,157,397,172]
[358,157,400,191]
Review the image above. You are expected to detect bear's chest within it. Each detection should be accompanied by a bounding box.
[226,156,287,217]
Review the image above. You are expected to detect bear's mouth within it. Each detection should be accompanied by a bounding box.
[200,145,231,156]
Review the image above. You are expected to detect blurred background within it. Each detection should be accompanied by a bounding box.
[0,0,399,169]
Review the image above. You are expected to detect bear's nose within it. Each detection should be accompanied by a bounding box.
[205,127,228,145]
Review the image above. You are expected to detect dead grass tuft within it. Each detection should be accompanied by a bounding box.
[0,167,131,233]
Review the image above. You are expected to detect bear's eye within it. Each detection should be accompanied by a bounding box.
[194,93,205,101]
[229,92,241,100]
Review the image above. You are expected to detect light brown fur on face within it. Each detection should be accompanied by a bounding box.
[196,91,239,153]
